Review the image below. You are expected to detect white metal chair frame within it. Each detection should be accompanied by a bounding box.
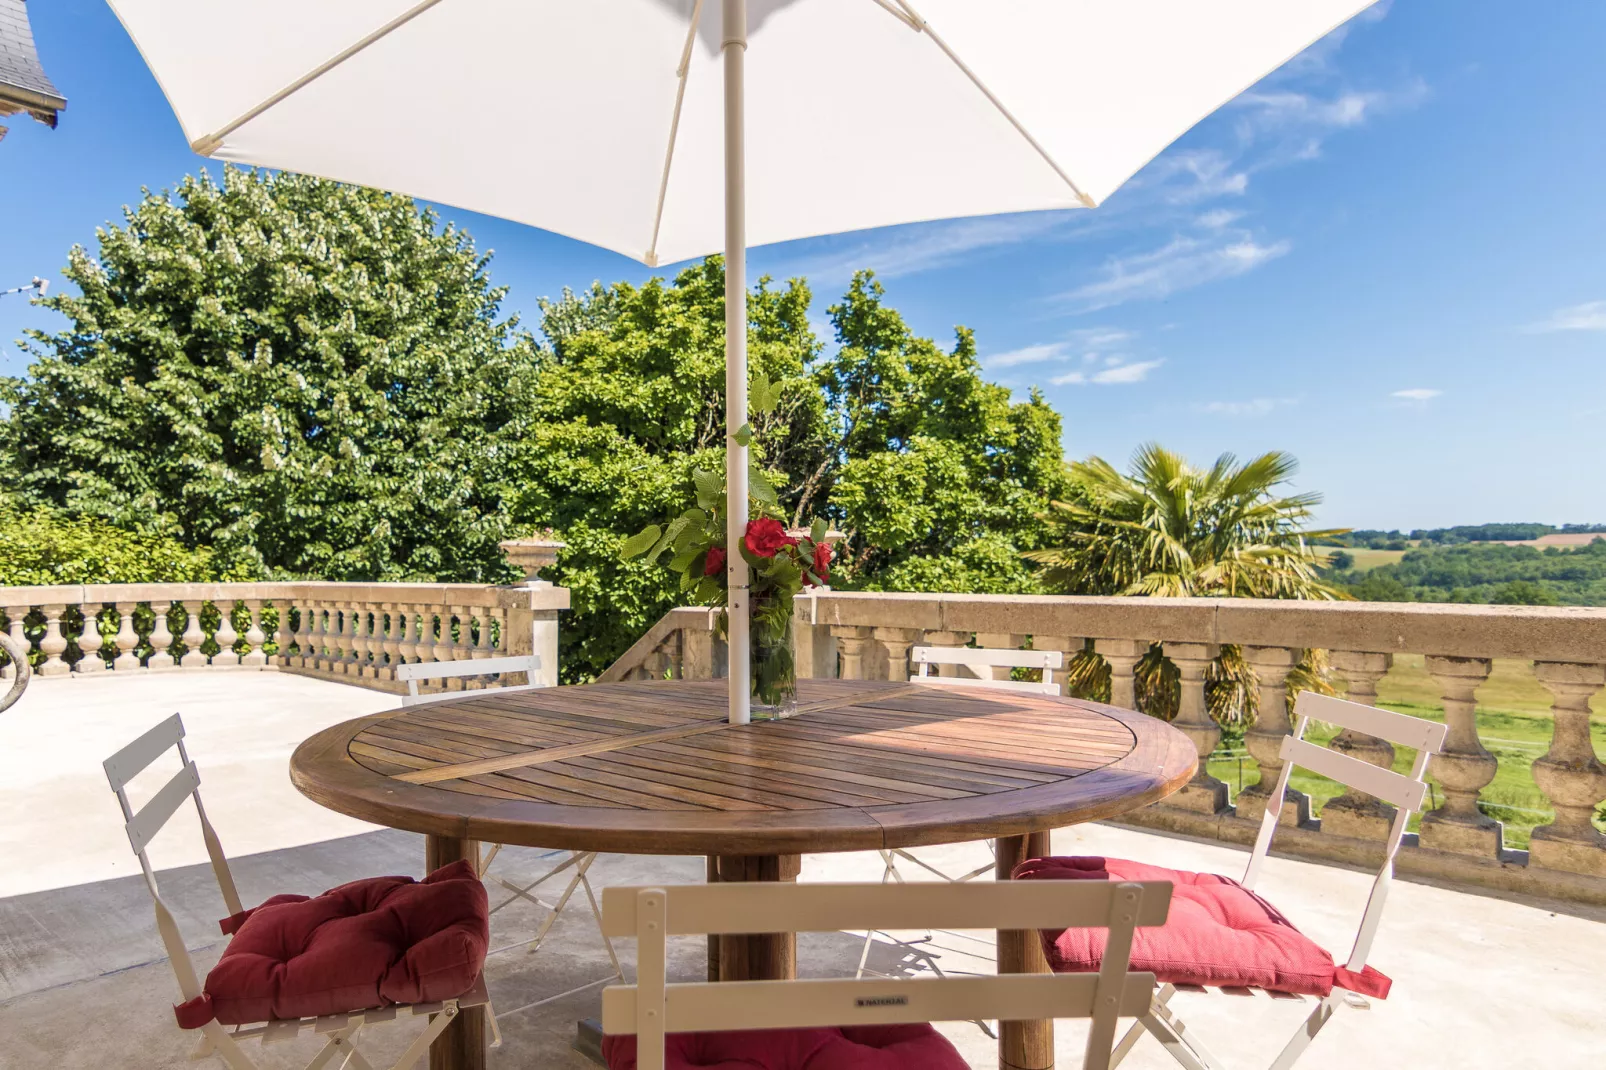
[103,714,495,1070]
[1113,691,1449,1070]
[856,644,1068,1020]
[602,879,1173,1070]
[396,654,626,1016]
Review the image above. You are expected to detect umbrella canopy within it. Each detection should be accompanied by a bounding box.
[110,0,1376,722]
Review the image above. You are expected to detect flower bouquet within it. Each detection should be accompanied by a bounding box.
[621,465,831,718]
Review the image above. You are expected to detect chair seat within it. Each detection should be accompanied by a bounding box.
[602,1024,969,1070]
[177,859,490,1027]
[1012,856,1390,999]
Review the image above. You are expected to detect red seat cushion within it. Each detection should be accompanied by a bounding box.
[189,859,489,1025]
[1012,856,1389,999]
[602,1024,969,1070]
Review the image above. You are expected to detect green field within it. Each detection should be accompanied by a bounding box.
[1314,545,1407,572]
[1208,654,1606,850]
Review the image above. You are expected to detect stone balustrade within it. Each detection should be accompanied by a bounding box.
[603,591,1606,905]
[0,580,569,694]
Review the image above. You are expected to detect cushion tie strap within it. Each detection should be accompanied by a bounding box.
[174,994,215,1029]
[1333,965,1391,999]
[219,909,256,935]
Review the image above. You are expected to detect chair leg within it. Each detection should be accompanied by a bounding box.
[486,1001,503,1050]
[303,1026,362,1070]
[1266,994,1339,1070]
[577,857,626,980]
[1139,994,1230,1070]
[1110,984,1171,1068]
[198,1023,259,1070]
[489,850,584,915]
[389,1005,457,1070]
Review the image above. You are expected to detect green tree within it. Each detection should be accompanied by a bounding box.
[1,166,531,581]
[1029,444,1346,725]
[819,273,1068,593]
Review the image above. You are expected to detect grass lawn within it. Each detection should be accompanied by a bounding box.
[1207,654,1606,851]
[1313,545,1408,572]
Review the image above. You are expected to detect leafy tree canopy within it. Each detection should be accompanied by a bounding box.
[1334,539,1606,606]
[0,504,250,586]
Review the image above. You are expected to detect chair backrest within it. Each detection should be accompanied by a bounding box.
[600,879,1171,1070]
[103,714,242,1011]
[910,645,1065,695]
[395,652,543,705]
[1242,691,1447,979]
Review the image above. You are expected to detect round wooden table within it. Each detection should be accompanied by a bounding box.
[291,677,1195,1070]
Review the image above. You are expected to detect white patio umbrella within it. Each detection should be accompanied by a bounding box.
[109,0,1376,724]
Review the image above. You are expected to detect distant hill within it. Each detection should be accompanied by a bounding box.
[1335,522,1606,550]
[1326,537,1606,606]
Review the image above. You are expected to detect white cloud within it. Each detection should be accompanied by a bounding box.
[1054,359,1163,386]
[985,342,1070,368]
[1391,388,1442,401]
[767,212,1066,287]
[1197,397,1299,417]
[1063,234,1291,311]
[1194,209,1243,230]
[1523,300,1606,333]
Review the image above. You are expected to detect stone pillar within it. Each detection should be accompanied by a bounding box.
[1095,638,1145,710]
[212,601,241,668]
[872,627,920,682]
[1167,642,1227,813]
[148,602,176,670]
[1528,661,1606,877]
[1237,646,1311,827]
[1323,651,1397,840]
[178,603,208,669]
[830,626,873,680]
[36,605,70,677]
[920,630,971,679]
[683,614,719,681]
[3,607,29,679]
[241,601,267,668]
[1419,656,1499,857]
[792,613,837,680]
[113,603,142,671]
[76,605,106,673]
[1031,636,1082,697]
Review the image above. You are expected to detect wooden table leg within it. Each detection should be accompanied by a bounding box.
[708,853,802,981]
[427,835,487,1070]
[996,831,1054,1070]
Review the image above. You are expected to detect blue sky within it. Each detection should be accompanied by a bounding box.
[2,1,1603,530]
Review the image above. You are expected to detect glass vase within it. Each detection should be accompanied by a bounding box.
[749,596,797,720]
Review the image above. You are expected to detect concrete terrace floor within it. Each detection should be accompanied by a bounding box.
[2,672,1603,1070]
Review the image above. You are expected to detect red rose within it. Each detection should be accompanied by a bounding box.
[743,517,794,558]
[704,545,727,577]
[811,541,832,582]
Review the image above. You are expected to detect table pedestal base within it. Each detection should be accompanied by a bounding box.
[996,831,1055,1070]
[427,835,488,1070]
[706,853,802,981]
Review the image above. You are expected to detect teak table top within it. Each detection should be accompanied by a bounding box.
[290,678,1196,855]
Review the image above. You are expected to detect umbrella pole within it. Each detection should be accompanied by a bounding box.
[723,0,751,725]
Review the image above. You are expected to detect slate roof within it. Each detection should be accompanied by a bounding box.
[0,0,65,128]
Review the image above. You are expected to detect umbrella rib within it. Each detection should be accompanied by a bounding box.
[189,0,454,156]
[883,0,1096,209]
[645,0,706,268]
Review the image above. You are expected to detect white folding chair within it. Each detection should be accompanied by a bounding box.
[103,714,493,1070]
[396,654,626,1015]
[1111,691,1448,1070]
[855,644,1067,1015]
[602,878,1173,1070]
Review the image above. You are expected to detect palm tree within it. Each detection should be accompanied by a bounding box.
[1027,444,1347,724]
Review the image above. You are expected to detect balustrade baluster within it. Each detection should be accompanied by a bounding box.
[1167,641,1227,814]
[176,603,207,668]
[148,602,176,669]
[0,607,25,680]
[872,627,920,682]
[919,630,971,679]
[830,625,872,680]
[1419,655,1500,857]
[379,603,402,680]
[278,602,297,667]
[330,605,351,673]
[113,602,142,671]
[1238,645,1310,826]
[38,604,70,677]
[1529,661,1606,876]
[76,604,107,673]
[447,605,473,689]
[1094,638,1144,709]
[241,601,267,667]
[305,603,325,669]
[212,601,240,667]
[396,605,421,666]
[1031,636,1082,696]
[1323,650,1398,840]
